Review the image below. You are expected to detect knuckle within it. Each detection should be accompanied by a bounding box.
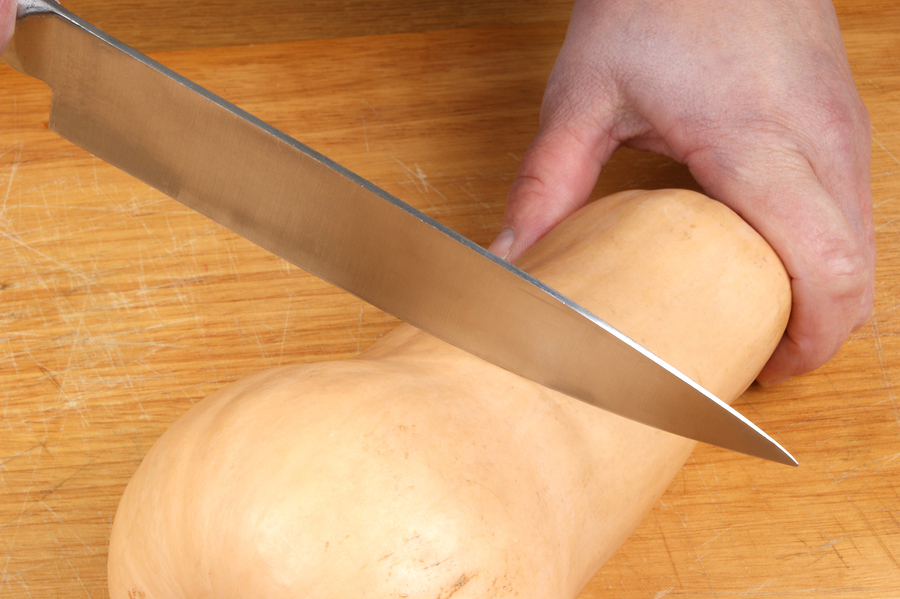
[806,84,870,155]
[792,231,873,373]
[815,235,870,300]
[783,323,841,376]
[818,107,861,155]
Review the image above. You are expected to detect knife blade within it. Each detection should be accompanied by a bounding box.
[1,0,797,466]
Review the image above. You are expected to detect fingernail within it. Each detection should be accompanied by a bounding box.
[758,376,792,388]
[488,228,515,260]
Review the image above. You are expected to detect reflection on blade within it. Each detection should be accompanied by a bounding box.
[1,0,797,466]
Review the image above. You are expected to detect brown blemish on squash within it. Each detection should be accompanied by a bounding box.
[441,572,476,599]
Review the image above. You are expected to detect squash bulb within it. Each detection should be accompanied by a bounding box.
[108,189,790,599]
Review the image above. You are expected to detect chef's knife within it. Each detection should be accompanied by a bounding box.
[1,0,797,466]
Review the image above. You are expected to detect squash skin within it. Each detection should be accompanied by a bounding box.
[108,189,791,599]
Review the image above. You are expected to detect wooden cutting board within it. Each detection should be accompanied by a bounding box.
[1,1,898,596]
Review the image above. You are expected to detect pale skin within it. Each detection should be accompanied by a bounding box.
[0,0,874,383]
[0,0,14,52]
[488,0,874,385]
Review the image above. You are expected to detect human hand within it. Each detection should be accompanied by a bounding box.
[0,0,15,55]
[490,0,874,384]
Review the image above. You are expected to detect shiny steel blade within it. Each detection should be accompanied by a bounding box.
[2,0,797,466]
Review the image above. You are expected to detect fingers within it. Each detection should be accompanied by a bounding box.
[489,4,622,262]
[490,121,615,262]
[689,145,875,384]
[494,0,875,381]
[0,0,15,54]
[760,193,872,384]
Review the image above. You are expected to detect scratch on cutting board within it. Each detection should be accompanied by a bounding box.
[0,145,22,215]
[655,512,685,588]
[36,497,93,595]
[360,111,371,154]
[883,451,900,466]
[356,302,365,354]
[741,579,776,595]
[279,292,293,364]
[455,178,480,202]
[874,196,900,232]
[690,455,725,517]
[676,511,720,599]
[870,314,899,428]
[801,499,828,540]
[848,498,900,572]
[232,317,270,362]
[699,526,733,551]
[0,228,92,288]
[451,176,500,222]
[686,458,738,555]
[865,76,884,94]
[217,231,242,279]
[392,157,447,203]
[21,343,73,412]
[359,100,392,157]
[816,536,846,553]
[66,554,92,596]
[799,499,854,568]
[1,443,43,588]
[872,124,900,169]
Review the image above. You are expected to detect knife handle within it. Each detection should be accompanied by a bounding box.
[16,0,59,20]
[3,0,78,78]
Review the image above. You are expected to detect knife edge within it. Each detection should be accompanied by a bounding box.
[1,0,798,466]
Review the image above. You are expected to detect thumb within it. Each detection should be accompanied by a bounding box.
[490,121,617,262]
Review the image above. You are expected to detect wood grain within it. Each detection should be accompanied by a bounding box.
[1,1,898,597]
[56,0,574,52]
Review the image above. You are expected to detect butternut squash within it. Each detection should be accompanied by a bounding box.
[108,189,791,599]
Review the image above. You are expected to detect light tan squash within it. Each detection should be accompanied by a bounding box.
[108,189,791,599]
